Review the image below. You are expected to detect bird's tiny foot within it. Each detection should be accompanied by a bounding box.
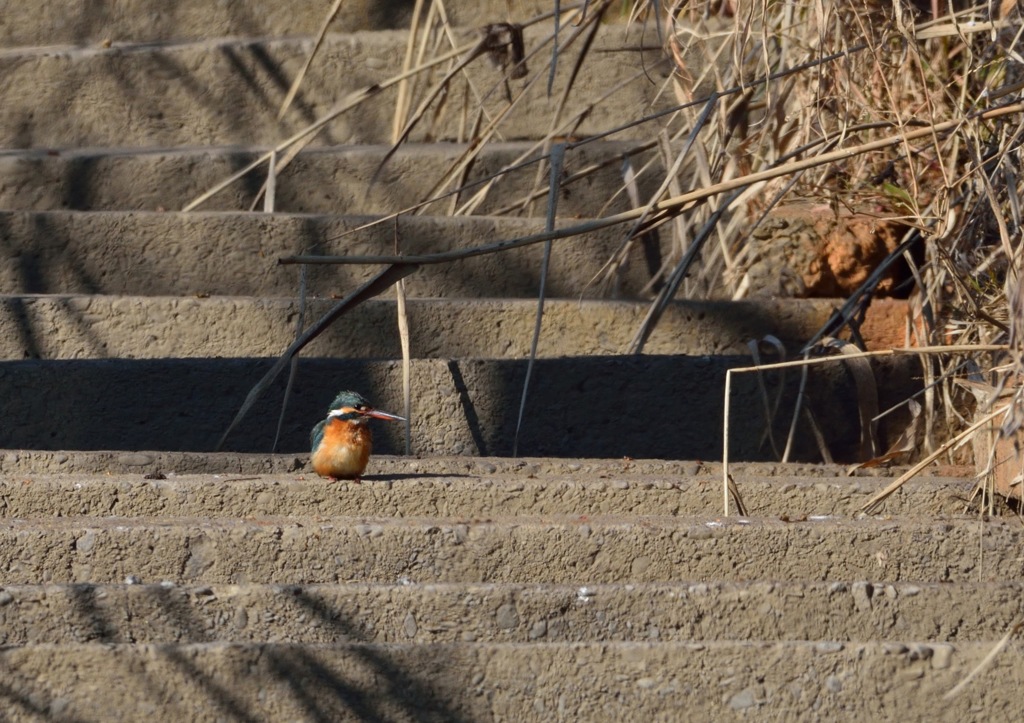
[324,475,360,483]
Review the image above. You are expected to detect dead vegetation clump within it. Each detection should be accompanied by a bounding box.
[197,0,1024,488]
[650,0,1024,500]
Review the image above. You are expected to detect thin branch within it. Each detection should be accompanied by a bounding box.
[280,102,1024,268]
[721,344,1010,516]
[215,263,419,451]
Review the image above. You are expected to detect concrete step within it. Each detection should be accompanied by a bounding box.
[0,515,1012,585]
[0,470,975,520]
[0,142,658,217]
[0,581,1013,645]
[0,640,1004,721]
[0,210,666,299]
[0,28,668,149]
[1,451,955,479]
[0,355,921,461]
[0,5,991,721]
[0,295,856,361]
[2,0,529,46]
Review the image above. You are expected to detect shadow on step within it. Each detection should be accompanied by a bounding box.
[0,583,470,722]
[0,355,920,463]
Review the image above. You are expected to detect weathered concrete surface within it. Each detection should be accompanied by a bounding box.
[0,208,921,306]
[0,453,1000,720]
[0,4,998,720]
[0,453,977,518]
[0,469,975,519]
[0,581,1014,645]
[0,295,861,360]
[0,0,533,46]
[0,210,667,299]
[0,142,658,216]
[0,641,1012,722]
[0,29,670,148]
[0,355,921,461]
[0,450,953,478]
[0,515,1017,585]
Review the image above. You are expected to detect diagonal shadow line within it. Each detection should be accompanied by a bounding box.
[142,49,303,149]
[2,296,42,360]
[66,582,261,719]
[0,676,89,723]
[151,585,214,642]
[30,213,102,294]
[68,0,112,45]
[147,580,468,721]
[147,585,261,721]
[0,214,44,294]
[67,583,122,643]
[219,44,336,147]
[447,360,488,456]
[6,291,119,361]
[68,582,260,720]
[284,587,472,723]
[158,645,262,723]
[218,45,282,117]
[61,155,98,210]
[247,44,325,131]
[145,580,470,721]
[8,584,468,719]
[2,584,108,720]
[264,648,382,723]
[145,51,226,119]
[53,295,114,359]
[224,148,270,207]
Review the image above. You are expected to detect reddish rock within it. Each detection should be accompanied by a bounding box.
[747,204,910,299]
[971,381,1024,502]
[861,298,913,350]
[988,430,1024,502]
[815,213,905,296]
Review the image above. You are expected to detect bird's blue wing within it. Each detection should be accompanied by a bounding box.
[310,419,326,452]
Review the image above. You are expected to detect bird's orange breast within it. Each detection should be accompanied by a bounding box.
[311,418,373,479]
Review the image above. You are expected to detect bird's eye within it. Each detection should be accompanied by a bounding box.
[355,404,367,412]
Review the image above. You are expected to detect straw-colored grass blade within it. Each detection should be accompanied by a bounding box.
[184,41,477,212]
[820,336,880,460]
[722,345,1008,516]
[276,0,346,121]
[861,405,1004,514]
[748,335,786,459]
[944,621,1023,700]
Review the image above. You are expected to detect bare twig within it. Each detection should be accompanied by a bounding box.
[215,264,419,451]
[513,143,565,456]
[280,103,1024,268]
[721,345,1009,516]
[276,0,347,121]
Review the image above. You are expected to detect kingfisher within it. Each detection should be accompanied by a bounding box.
[310,391,405,481]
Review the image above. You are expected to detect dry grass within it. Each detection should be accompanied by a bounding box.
[197,3,1024,697]
[200,0,1024,474]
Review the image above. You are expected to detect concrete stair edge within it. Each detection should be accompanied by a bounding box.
[0,467,973,519]
[0,355,922,461]
[0,295,870,361]
[0,580,1013,645]
[0,515,1015,585]
[0,640,1005,721]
